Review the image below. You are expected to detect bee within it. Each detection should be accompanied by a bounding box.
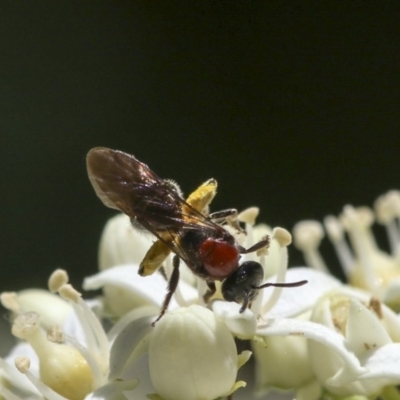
[86,147,306,323]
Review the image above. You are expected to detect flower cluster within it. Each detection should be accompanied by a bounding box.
[293,190,400,309]
[2,192,400,400]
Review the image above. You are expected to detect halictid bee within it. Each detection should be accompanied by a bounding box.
[86,147,307,323]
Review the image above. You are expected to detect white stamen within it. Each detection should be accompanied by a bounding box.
[0,382,21,400]
[58,284,81,303]
[48,269,69,293]
[15,356,68,400]
[324,215,355,277]
[374,190,400,223]
[14,356,30,373]
[341,206,375,232]
[238,207,259,226]
[52,281,109,384]
[244,221,255,252]
[374,191,400,256]
[70,296,109,369]
[12,312,40,340]
[256,236,269,257]
[261,228,290,315]
[293,221,328,272]
[47,325,64,343]
[340,206,377,293]
[258,248,267,267]
[384,220,400,257]
[274,227,292,247]
[0,292,19,313]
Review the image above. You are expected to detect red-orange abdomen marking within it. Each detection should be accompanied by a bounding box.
[199,238,240,279]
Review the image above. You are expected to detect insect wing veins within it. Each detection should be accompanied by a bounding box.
[87,147,229,271]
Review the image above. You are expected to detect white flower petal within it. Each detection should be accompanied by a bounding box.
[295,380,322,400]
[308,287,400,396]
[83,264,178,316]
[88,378,138,400]
[346,298,392,358]
[109,313,154,381]
[359,342,400,382]
[383,277,400,306]
[149,305,239,400]
[319,286,400,342]
[123,354,156,399]
[212,300,257,338]
[257,318,366,383]
[1,342,40,396]
[62,298,104,347]
[263,268,341,318]
[83,264,198,317]
[380,305,400,342]
[99,213,153,271]
[252,331,313,390]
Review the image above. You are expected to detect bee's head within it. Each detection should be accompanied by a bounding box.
[221,261,264,311]
[221,261,307,313]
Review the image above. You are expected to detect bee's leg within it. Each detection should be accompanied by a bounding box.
[209,208,244,232]
[203,280,217,304]
[183,178,217,215]
[239,235,270,254]
[139,239,171,276]
[152,254,180,326]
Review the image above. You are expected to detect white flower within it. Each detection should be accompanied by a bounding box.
[0,269,139,400]
[250,267,341,395]
[308,287,400,397]
[83,263,198,318]
[254,276,400,399]
[293,191,400,308]
[102,304,251,400]
[253,312,313,392]
[99,213,154,271]
[6,188,400,400]
[248,210,400,398]
[149,305,249,400]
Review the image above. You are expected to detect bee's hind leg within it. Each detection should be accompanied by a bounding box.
[209,208,244,233]
[152,254,180,326]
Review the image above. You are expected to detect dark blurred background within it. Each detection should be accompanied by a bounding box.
[1,1,399,293]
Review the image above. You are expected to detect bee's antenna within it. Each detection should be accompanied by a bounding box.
[253,280,308,290]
